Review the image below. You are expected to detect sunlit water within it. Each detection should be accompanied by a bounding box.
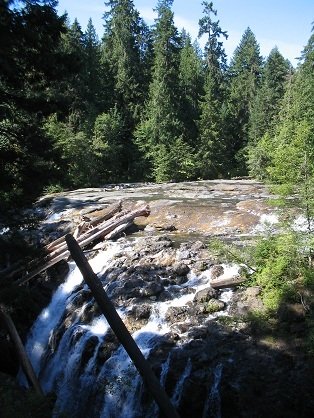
[20,239,240,417]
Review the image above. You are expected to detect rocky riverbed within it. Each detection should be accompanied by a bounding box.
[2,180,314,417]
[36,179,278,242]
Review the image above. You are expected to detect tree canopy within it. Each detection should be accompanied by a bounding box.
[0,0,313,214]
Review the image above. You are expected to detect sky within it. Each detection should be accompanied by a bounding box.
[57,0,314,66]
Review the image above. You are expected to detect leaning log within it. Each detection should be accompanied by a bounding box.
[17,206,150,286]
[65,234,180,418]
[210,275,246,289]
[0,308,43,396]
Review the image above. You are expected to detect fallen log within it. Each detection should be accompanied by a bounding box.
[17,205,150,286]
[104,221,132,240]
[0,308,43,396]
[45,201,122,253]
[65,234,179,418]
[210,275,246,289]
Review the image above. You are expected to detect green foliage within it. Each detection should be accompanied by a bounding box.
[196,2,228,179]
[249,48,292,146]
[92,108,126,182]
[43,183,64,195]
[135,0,197,182]
[178,32,204,146]
[209,231,313,313]
[225,27,263,175]
[44,113,92,187]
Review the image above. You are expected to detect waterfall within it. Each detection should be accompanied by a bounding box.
[19,243,120,387]
[171,358,192,408]
[202,363,223,418]
[20,236,236,417]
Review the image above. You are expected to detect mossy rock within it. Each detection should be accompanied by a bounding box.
[205,299,225,314]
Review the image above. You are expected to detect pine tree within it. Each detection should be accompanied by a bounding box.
[0,0,71,211]
[102,0,146,126]
[178,31,204,148]
[197,1,228,179]
[248,48,292,178]
[252,25,314,236]
[225,27,263,175]
[135,0,195,182]
[83,18,103,122]
[249,47,292,145]
[100,0,148,179]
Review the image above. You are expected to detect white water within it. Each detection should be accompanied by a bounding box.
[20,243,120,384]
[171,358,192,408]
[21,239,237,417]
[202,363,223,418]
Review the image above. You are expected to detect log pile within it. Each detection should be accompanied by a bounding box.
[15,202,150,286]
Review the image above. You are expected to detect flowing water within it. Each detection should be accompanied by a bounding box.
[20,237,240,417]
[19,180,284,417]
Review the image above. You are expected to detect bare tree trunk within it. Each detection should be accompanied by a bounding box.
[0,308,43,396]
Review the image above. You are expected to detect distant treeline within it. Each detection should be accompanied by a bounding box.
[0,0,313,213]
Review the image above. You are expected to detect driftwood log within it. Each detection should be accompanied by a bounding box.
[45,201,122,253]
[17,205,150,286]
[211,275,246,289]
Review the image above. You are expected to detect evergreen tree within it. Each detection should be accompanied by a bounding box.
[0,0,70,212]
[178,31,204,148]
[251,25,314,235]
[100,0,148,179]
[102,0,146,125]
[83,18,103,123]
[248,48,292,178]
[249,47,292,145]
[197,1,228,178]
[225,27,263,175]
[135,0,195,182]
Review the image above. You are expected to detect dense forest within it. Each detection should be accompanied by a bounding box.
[1,0,313,216]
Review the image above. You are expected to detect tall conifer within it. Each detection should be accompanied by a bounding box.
[197,1,228,178]
[135,0,195,182]
[225,27,263,175]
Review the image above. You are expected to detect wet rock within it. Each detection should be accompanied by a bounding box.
[97,340,119,363]
[176,249,192,261]
[140,282,164,298]
[129,304,151,320]
[123,277,145,290]
[172,262,190,276]
[230,287,264,316]
[193,260,212,273]
[80,336,99,368]
[204,299,225,313]
[194,287,217,303]
[135,236,173,254]
[210,265,224,279]
[158,290,173,302]
[71,289,92,308]
[165,306,189,323]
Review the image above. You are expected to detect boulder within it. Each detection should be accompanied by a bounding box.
[194,287,217,303]
[204,299,225,314]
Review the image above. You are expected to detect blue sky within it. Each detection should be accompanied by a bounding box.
[57,0,314,66]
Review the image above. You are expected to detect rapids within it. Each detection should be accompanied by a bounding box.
[20,237,240,417]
